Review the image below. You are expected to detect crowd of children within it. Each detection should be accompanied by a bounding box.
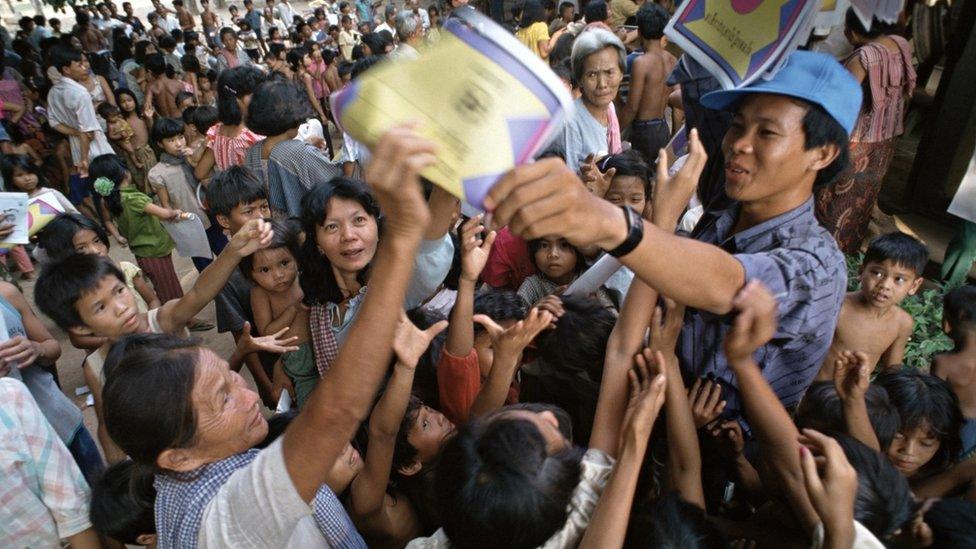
[2,0,976,548]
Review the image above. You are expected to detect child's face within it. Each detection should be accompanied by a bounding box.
[10,167,39,193]
[72,228,109,257]
[604,175,647,214]
[118,94,136,114]
[200,78,212,92]
[219,198,271,234]
[534,236,577,284]
[405,404,456,468]
[315,197,378,278]
[858,259,922,309]
[106,112,122,124]
[250,246,297,293]
[887,424,940,477]
[72,275,143,339]
[326,442,363,493]
[159,134,187,155]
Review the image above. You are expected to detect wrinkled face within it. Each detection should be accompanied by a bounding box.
[74,275,144,338]
[250,246,298,293]
[72,228,109,257]
[327,442,364,493]
[223,198,271,234]
[858,259,922,309]
[495,409,569,455]
[579,47,622,109]
[187,348,268,461]
[604,174,646,214]
[887,424,940,477]
[118,93,137,114]
[159,134,186,156]
[315,197,378,279]
[10,167,39,193]
[534,236,577,284]
[721,94,821,205]
[407,404,457,465]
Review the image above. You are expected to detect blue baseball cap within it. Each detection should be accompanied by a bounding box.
[700,51,863,135]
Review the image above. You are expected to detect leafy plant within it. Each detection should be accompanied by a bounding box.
[845,253,954,371]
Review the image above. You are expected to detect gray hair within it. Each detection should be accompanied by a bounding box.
[570,28,626,85]
[395,9,420,41]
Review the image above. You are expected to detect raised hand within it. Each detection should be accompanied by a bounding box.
[392,310,448,369]
[688,378,726,429]
[228,218,273,258]
[651,128,706,228]
[620,348,667,453]
[833,350,870,402]
[238,321,301,356]
[580,153,615,198]
[474,307,553,363]
[649,297,685,357]
[724,280,778,364]
[459,214,496,283]
[709,419,745,460]
[798,429,858,544]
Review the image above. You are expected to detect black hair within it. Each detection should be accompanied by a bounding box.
[175,90,196,110]
[925,498,976,548]
[114,88,142,117]
[362,32,392,57]
[351,55,383,79]
[625,493,726,549]
[874,369,963,473]
[219,26,236,41]
[96,101,122,121]
[184,30,200,45]
[134,40,153,65]
[520,0,547,26]
[246,79,315,136]
[89,460,156,545]
[180,53,201,74]
[286,46,307,71]
[216,65,265,126]
[795,381,900,450]
[205,166,268,219]
[338,61,355,79]
[158,35,176,51]
[269,42,287,59]
[861,231,929,277]
[636,2,669,40]
[536,295,615,382]
[33,14,46,25]
[583,0,608,23]
[37,213,111,263]
[551,60,572,85]
[49,44,83,72]
[151,117,185,147]
[181,105,198,127]
[392,394,424,475]
[88,154,131,218]
[800,103,851,188]
[844,7,896,39]
[833,434,914,539]
[240,218,301,283]
[473,289,528,331]
[597,149,653,198]
[1,153,48,192]
[527,236,584,277]
[298,178,380,305]
[144,52,167,76]
[35,254,126,330]
[112,33,134,66]
[435,412,584,549]
[943,285,976,342]
[191,105,219,135]
[101,334,200,495]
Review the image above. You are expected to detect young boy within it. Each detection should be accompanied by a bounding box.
[933,285,976,458]
[34,218,272,463]
[144,53,185,118]
[619,2,677,165]
[147,117,213,271]
[338,14,361,61]
[816,232,928,381]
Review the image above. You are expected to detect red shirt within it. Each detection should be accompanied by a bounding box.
[481,226,535,291]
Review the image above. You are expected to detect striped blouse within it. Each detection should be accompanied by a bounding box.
[206,123,264,171]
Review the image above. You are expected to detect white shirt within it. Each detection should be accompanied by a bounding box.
[375,21,393,36]
[276,1,297,28]
[46,77,114,165]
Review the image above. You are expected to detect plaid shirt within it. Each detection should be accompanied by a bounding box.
[0,378,92,546]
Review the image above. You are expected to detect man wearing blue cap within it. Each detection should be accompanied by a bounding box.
[485,51,863,415]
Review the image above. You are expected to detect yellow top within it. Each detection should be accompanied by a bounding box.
[516,22,551,58]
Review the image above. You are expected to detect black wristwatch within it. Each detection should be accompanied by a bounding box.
[605,206,644,258]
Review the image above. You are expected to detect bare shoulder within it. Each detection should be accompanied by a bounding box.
[895,306,915,332]
[0,280,20,301]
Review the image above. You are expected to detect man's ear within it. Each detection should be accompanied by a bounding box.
[397,460,422,477]
[908,276,924,296]
[157,447,207,473]
[135,533,158,547]
[68,324,96,338]
[809,141,840,173]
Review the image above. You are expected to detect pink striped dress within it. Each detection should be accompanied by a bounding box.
[206,123,264,170]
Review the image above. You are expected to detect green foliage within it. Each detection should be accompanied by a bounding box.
[845,253,954,371]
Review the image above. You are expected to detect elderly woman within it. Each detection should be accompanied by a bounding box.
[100,128,437,547]
[545,28,626,172]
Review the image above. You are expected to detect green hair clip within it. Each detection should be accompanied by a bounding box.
[93,177,115,197]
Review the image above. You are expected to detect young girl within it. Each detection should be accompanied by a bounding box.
[1,154,78,214]
[517,236,585,306]
[307,42,330,114]
[242,219,314,406]
[87,154,186,304]
[114,88,156,194]
[287,47,329,123]
[268,26,284,45]
[98,103,144,171]
[198,70,217,107]
[192,66,265,181]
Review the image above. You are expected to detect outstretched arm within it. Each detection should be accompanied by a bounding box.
[834,350,880,451]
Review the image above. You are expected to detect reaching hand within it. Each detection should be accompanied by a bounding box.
[649,297,685,358]
[709,419,745,460]
[474,307,553,364]
[688,378,727,429]
[364,124,437,234]
[580,153,615,198]
[798,429,858,540]
[392,310,448,369]
[0,336,41,370]
[651,128,706,227]
[833,350,870,403]
[724,280,778,365]
[620,348,667,453]
[459,214,496,283]
[228,218,273,258]
[238,321,301,356]
[533,294,564,325]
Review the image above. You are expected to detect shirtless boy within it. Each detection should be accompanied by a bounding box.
[816,232,927,381]
[619,2,677,165]
[144,53,186,118]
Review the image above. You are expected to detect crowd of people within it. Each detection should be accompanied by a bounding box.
[2,0,976,548]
